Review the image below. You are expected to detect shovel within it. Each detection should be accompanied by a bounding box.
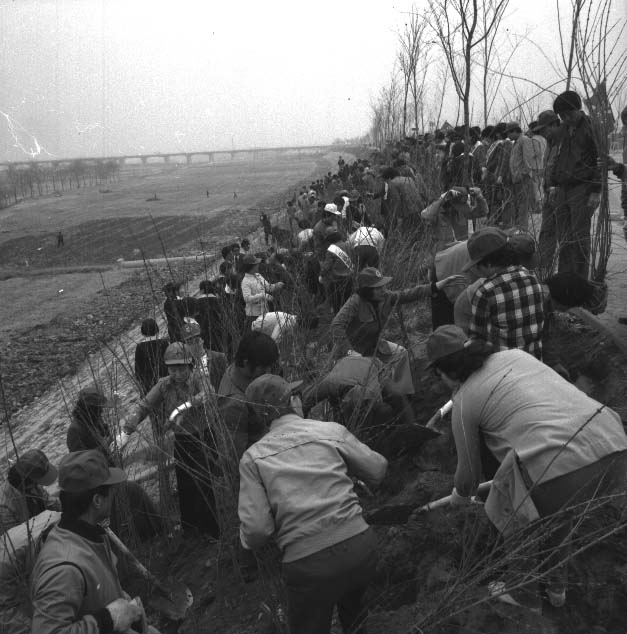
[366,480,493,525]
[425,399,453,429]
[106,528,193,621]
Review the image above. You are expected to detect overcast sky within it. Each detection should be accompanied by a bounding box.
[0,0,625,161]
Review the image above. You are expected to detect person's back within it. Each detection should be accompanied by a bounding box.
[240,414,386,562]
[134,338,169,396]
[459,349,627,484]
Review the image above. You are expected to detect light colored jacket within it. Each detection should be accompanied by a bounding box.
[509,134,535,183]
[238,414,387,562]
[451,349,627,530]
[240,273,280,317]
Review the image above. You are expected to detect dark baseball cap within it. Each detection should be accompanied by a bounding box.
[357,267,392,289]
[508,232,539,269]
[58,450,127,493]
[15,449,58,486]
[245,374,303,410]
[462,227,508,272]
[426,325,472,368]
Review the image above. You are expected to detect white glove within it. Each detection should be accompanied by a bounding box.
[106,597,142,632]
[450,487,471,506]
[169,401,192,422]
[109,431,130,453]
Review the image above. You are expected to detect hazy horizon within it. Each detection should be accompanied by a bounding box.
[1,0,625,162]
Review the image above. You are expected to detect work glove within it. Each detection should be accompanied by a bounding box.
[109,431,130,454]
[450,487,471,507]
[105,597,143,632]
[169,401,192,423]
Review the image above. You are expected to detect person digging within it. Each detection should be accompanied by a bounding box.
[425,324,627,611]
[239,374,388,634]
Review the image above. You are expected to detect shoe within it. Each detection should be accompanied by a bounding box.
[546,586,566,608]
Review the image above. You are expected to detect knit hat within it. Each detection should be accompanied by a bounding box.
[553,90,582,114]
[426,325,472,368]
[14,449,58,486]
[58,450,127,493]
[357,267,392,289]
[462,227,508,271]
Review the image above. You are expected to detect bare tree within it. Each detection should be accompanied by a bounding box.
[425,0,510,180]
[397,10,432,138]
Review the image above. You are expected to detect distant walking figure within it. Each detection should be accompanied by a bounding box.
[234,191,238,199]
[56,231,64,247]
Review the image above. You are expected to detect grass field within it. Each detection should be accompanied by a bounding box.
[0,151,339,416]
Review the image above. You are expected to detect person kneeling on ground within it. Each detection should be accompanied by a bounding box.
[239,374,388,634]
[426,325,627,610]
[31,450,160,634]
[331,267,464,425]
[0,450,58,535]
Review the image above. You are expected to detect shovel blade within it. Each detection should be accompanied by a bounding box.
[148,581,193,621]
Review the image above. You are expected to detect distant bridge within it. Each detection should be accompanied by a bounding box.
[0,144,340,170]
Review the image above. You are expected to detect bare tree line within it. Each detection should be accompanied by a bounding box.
[0,159,121,209]
[369,0,627,146]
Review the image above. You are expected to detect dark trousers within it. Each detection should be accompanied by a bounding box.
[283,528,377,634]
[430,289,455,330]
[173,431,220,538]
[528,450,627,589]
[551,184,594,278]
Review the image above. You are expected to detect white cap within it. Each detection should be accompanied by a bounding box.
[324,203,340,215]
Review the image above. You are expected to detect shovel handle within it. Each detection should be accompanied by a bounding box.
[417,480,493,512]
[105,527,161,588]
[425,400,453,429]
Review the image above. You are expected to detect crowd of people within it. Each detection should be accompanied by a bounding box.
[1,89,627,633]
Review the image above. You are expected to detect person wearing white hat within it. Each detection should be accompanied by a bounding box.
[313,203,343,259]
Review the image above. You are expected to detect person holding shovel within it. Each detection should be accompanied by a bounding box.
[31,450,160,634]
[239,373,387,634]
[425,324,627,609]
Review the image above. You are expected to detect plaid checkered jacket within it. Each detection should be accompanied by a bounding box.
[469,266,545,359]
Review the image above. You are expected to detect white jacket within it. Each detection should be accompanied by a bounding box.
[240,273,279,317]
